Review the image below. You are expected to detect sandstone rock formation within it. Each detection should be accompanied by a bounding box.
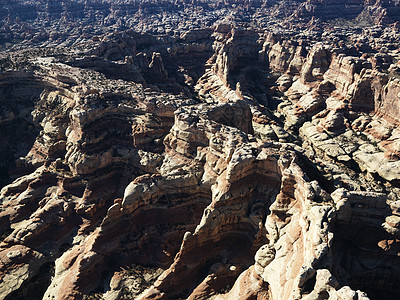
[1,1,400,300]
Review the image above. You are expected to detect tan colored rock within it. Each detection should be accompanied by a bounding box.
[3,10,400,300]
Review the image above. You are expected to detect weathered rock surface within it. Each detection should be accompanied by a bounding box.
[1,1,400,300]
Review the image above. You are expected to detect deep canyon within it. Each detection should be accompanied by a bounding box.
[1,1,400,299]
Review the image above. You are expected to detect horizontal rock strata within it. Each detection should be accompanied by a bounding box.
[1,2,400,300]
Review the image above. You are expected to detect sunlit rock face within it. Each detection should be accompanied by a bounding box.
[1,1,400,300]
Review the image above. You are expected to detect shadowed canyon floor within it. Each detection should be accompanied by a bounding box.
[1,1,400,299]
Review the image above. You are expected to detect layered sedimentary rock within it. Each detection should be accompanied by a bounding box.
[2,0,400,51]
[1,2,400,300]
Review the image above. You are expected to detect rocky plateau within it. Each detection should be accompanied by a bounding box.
[1,1,400,300]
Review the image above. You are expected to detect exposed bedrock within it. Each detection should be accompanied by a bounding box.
[72,29,215,94]
[0,72,55,188]
[0,65,196,299]
[292,0,400,24]
[196,25,267,103]
[41,98,282,299]
[2,14,400,300]
[138,109,291,299]
[263,33,400,184]
[330,189,400,300]
[217,182,400,300]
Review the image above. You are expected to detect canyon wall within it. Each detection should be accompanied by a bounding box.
[1,3,400,299]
